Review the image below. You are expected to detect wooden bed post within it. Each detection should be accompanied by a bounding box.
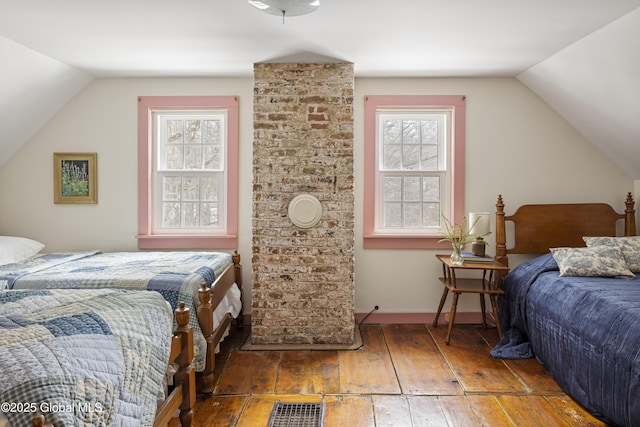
[32,415,52,427]
[174,303,195,427]
[196,284,216,394]
[495,195,508,267]
[232,250,244,327]
[154,303,195,427]
[232,250,242,288]
[195,251,243,394]
[624,192,636,236]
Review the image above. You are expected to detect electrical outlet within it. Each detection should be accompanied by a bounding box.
[445,313,450,322]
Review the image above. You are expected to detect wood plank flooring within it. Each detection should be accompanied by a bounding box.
[178,323,607,427]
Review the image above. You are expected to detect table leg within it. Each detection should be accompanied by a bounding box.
[480,293,487,328]
[490,294,502,338]
[445,292,459,345]
[433,286,449,327]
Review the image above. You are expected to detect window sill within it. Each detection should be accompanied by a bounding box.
[137,234,238,250]
[363,234,452,249]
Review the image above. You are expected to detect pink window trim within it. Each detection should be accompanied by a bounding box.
[137,95,239,250]
[363,95,466,250]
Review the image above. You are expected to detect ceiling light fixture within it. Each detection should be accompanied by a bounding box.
[248,0,320,23]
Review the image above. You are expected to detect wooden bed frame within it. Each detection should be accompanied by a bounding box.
[32,303,196,427]
[154,302,196,427]
[495,192,636,266]
[195,250,243,394]
[491,193,638,425]
[29,249,241,415]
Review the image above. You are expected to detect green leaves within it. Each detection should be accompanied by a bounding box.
[438,213,489,248]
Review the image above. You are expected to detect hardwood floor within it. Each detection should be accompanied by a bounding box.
[183,323,607,426]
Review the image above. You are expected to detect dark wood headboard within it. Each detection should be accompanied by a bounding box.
[495,192,636,266]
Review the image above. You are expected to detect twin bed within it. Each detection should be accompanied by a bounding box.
[491,193,639,427]
[0,245,243,426]
[5,192,638,425]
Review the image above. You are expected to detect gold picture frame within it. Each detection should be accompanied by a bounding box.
[53,152,98,204]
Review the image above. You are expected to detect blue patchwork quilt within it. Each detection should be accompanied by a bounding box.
[0,251,235,371]
[491,253,640,427]
[0,288,173,426]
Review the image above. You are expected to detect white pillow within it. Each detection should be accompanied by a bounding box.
[0,236,45,265]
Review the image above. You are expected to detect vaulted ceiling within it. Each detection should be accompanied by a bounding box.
[1,0,639,177]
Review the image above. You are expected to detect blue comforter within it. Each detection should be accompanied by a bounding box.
[491,253,640,426]
[0,251,234,371]
[0,289,173,426]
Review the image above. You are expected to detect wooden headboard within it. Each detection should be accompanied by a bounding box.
[495,192,636,266]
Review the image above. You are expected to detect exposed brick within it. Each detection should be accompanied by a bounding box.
[252,63,355,345]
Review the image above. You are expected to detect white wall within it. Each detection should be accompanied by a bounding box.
[0,77,253,249]
[0,35,93,166]
[0,76,633,316]
[353,77,632,315]
[517,7,640,180]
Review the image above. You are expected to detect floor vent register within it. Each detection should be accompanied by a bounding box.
[267,402,325,427]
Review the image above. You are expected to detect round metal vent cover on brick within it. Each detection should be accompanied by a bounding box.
[288,194,322,228]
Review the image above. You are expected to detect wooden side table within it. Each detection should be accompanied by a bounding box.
[433,254,509,345]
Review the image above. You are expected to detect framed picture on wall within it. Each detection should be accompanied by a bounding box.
[53,152,98,204]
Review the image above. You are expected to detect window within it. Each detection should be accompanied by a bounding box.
[138,96,239,249]
[363,95,465,249]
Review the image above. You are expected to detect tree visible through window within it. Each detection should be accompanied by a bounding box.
[364,95,466,249]
[137,96,239,249]
[155,113,225,231]
[379,111,446,229]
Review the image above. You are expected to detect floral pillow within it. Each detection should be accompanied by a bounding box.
[550,246,635,278]
[583,236,640,273]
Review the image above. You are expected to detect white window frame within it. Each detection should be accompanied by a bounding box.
[374,110,451,235]
[137,96,239,249]
[363,95,466,249]
[152,110,228,235]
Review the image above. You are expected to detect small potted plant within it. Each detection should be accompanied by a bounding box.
[439,213,490,265]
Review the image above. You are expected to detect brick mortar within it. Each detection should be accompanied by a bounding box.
[251,63,355,345]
